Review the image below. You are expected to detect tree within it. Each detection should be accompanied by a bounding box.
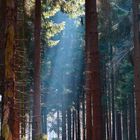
[132,0,140,139]
[1,0,17,139]
[98,0,134,139]
[32,0,42,139]
[85,0,103,140]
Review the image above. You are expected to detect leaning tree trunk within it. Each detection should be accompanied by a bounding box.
[132,0,140,139]
[85,0,103,140]
[32,0,42,139]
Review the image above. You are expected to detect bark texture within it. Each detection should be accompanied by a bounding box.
[132,0,140,139]
[1,0,18,140]
[85,0,103,140]
[32,0,42,139]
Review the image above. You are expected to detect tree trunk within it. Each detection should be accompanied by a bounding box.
[67,108,71,140]
[85,1,93,139]
[85,87,92,140]
[129,92,136,140]
[0,0,6,137]
[122,110,128,140]
[42,108,47,134]
[57,110,60,140]
[82,91,86,140]
[72,110,76,140]
[62,100,66,140]
[77,97,81,140]
[1,0,19,140]
[85,0,103,140]
[32,0,41,139]
[111,69,116,140]
[116,112,122,140]
[132,0,140,139]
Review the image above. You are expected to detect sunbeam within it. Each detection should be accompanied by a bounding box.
[41,12,85,139]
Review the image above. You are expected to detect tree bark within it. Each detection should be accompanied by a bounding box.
[77,96,81,140]
[116,112,122,140]
[0,0,6,137]
[1,0,18,140]
[129,92,136,140]
[82,91,86,140]
[132,0,140,139]
[85,0,103,140]
[32,0,42,139]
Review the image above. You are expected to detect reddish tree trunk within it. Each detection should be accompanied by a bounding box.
[32,0,41,139]
[85,0,103,140]
[85,1,93,139]
[0,2,6,138]
[82,91,86,140]
[1,0,19,140]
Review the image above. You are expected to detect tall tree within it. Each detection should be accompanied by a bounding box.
[132,0,140,139]
[85,2,93,140]
[0,1,6,134]
[1,0,17,139]
[32,0,42,139]
[85,0,103,140]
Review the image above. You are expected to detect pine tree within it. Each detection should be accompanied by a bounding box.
[1,0,17,139]
[85,0,103,139]
[32,0,42,139]
[132,0,140,139]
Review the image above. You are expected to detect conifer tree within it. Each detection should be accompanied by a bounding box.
[85,0,103,140]
[32,0,42,139]
[132,0,140,139]
[1,0,17,139]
